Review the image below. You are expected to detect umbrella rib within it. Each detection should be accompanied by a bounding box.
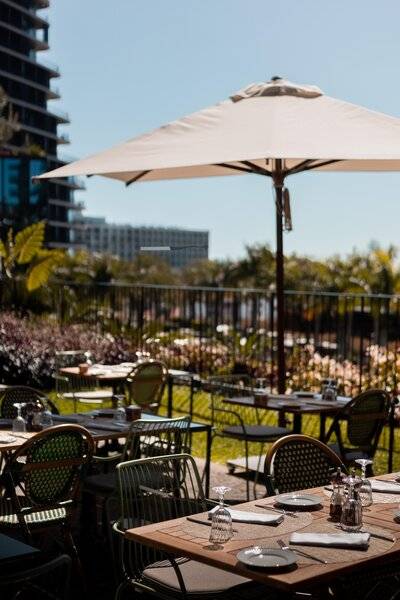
[126,170,151,186]
[287,159,342,176]
[215,162,266,176]
[240,161,272,177]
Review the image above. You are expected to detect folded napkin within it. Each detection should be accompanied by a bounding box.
[208,506,283,525]
[371,480,400,494]
[290,532,370,549]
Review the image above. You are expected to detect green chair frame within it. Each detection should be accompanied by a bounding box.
[125,360,168,413]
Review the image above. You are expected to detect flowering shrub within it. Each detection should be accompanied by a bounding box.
[0,312,135,388]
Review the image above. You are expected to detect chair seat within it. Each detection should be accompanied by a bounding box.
[84,472,116,495]
[62,390,114,402]
[328,444,371,463]
[222,424,288,441]
[143,557,268,598]
[0,499,66,527]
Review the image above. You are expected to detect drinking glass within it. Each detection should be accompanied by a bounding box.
[255,378,267,390]
[114,396,126,422]
[12,403,26,433]
[39,409,54,429]
[209,486,233,544]
[355,458,373,507]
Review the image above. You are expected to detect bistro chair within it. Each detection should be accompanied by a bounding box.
[324,389,391,470]
[125,360,168,414]
[264,434,346,496]
[0,386,59,419]
[54,350,116,411]
[0,424,94,575]
[113,453,269,600]
[0,553,71,600]
[83,416,191,535]
[207,374,289,501]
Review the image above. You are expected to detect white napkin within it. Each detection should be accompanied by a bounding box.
[290,532,370,549]
[208,506,283,525]
[371,480,400,494]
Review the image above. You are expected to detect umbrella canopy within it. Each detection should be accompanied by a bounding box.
[38,77,400,392]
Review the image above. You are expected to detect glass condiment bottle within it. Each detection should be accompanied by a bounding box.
[329,467,345,521]
[340,469,363,532]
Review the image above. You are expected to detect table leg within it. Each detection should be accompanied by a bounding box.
[204,426,212,497]
[319,414,327,441]
[292,413,302,433]
[167,377,173,418]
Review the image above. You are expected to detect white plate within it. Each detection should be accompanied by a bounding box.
[237,546,297,569]
[276,494,323,509]
[0,434,17,444]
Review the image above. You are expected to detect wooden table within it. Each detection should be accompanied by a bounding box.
[0,411,213,496]
[125,474,400,595]
[60,365,199,415]
[224,394,351,440]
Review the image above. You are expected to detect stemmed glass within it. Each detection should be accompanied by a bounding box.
[13,403,26,433]
[209,486,233,544]
[355,459,373,507]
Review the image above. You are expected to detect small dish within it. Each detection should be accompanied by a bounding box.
[0,434,17,444]
[237,546,297,569]
[276,494,323,509]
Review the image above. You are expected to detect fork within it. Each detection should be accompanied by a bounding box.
[277,538,328,564]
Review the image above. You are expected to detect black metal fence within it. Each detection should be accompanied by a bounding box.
[20,282,399,396]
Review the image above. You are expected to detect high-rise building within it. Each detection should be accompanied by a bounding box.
[0,0,83,249]
[73,216,209,268]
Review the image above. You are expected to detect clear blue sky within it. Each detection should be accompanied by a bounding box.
[43,0,400,260]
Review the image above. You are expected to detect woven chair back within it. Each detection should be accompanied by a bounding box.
[0,386,55,419]
[6,425,94,509]
[346,389,391,448]
[265,434,345,495]
[126,361,168,409]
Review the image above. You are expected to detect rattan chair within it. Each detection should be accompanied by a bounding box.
[0,386,59,419]
[125,360,168,414]
[54,350,116,411]
[83,417,191,536]
[264,434,346,496]
[324,389,391,469]
[113,453,270,600]
[0,425,94,572]
[207,374,289,501]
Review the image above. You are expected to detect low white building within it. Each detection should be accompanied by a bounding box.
[72,216,209,268]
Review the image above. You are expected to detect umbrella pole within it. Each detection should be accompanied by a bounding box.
[273,160,286,394]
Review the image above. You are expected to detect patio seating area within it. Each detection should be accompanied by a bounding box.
[1,354,400,599]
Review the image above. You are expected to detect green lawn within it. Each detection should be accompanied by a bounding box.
[51,385,398,476]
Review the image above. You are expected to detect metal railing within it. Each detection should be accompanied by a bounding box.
[35,282,400,396]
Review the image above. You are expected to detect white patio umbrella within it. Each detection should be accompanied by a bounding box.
[38,76,400,392]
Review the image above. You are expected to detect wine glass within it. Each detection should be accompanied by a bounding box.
[355,458,373,507]
[209,486,233,544]
[12,403,26,433]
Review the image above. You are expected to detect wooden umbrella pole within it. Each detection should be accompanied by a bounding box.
[273,159,286,394]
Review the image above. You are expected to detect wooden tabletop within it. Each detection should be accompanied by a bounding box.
[125,474,400,593]
[0,411,211,453]
[224,394,350,415]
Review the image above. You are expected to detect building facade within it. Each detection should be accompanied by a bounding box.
[73,216,209,268]
[0,0,83,249]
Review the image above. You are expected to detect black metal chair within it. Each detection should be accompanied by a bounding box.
[0,386,59,419]
[83,416,191,536]
[264,434,346,496]
[324,389,391,469]
[207,374,289,500]
[113,453,271,600]
[0,553,71,600]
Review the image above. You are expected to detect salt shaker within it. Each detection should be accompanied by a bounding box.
[329,467,345,521]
